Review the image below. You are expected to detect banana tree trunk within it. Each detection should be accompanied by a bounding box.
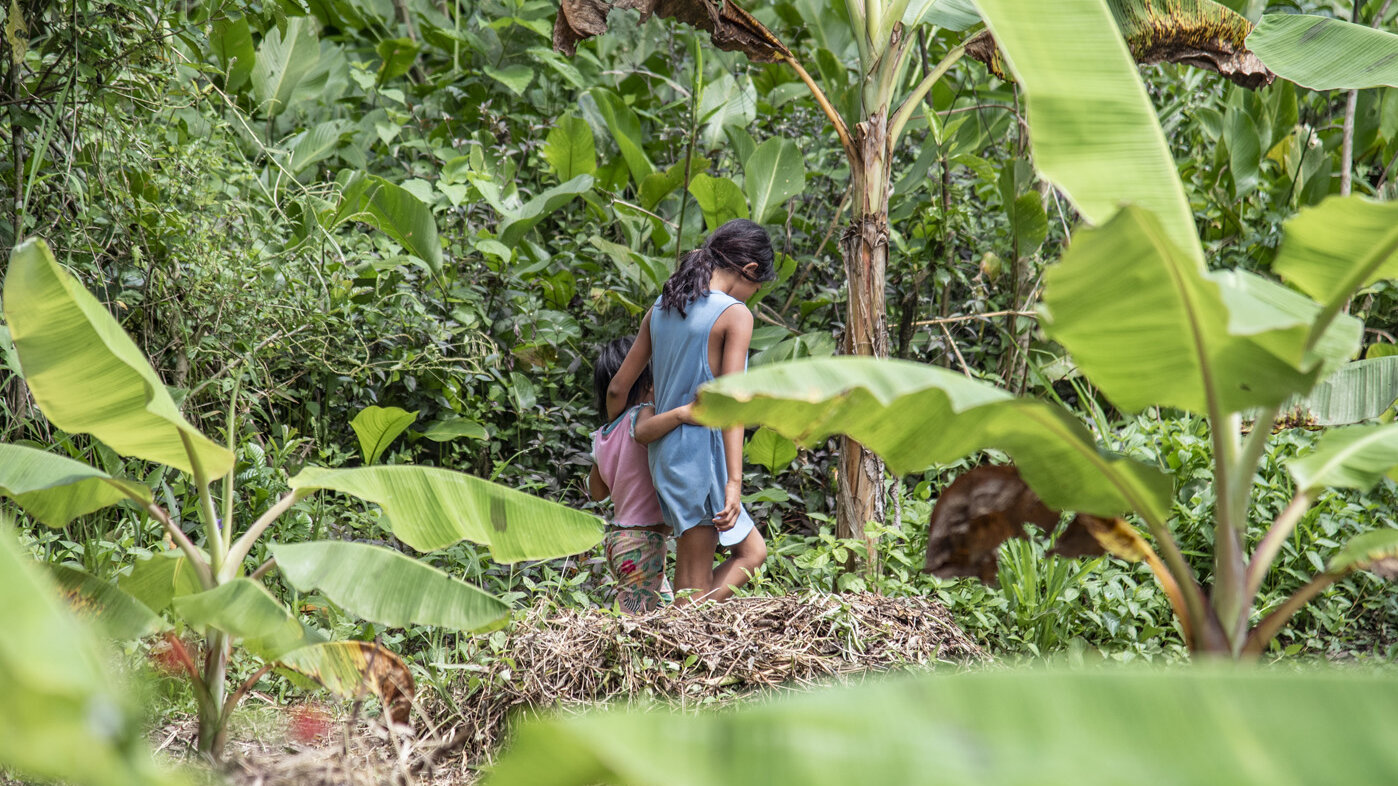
[836,111,892,566]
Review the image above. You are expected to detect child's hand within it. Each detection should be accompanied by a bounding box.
[713,478,742,530]
[677,402,700,426]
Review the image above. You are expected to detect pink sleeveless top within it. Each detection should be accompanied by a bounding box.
[591,406,665,528]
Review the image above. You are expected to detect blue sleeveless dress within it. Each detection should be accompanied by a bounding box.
[647,291,756,547]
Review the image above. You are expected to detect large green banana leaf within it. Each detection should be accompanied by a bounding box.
[50,564,166,639]
[1248,14,1398,90]
[1289,424,1398,494]
[970,0,1202,263]
[270,541,509,631]
[486,667,1398,786]
[250,16,319,116]
[288,465,605,559]
[3,239,233,477]
[1042,207,1356,415]
[0,523,183,786]
[1270,196,1398,313]
[0,444,150,527]
[1291,357,1398,426]
[171,578,324,659]
[119,550,204,612]
[693,357,1173,524]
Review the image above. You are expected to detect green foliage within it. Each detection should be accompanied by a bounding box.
[350,405,419,465]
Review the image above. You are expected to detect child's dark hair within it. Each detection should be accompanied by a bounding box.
[661,218,776,317]
[594,336,652,419]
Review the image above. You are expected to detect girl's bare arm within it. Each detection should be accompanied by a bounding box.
[711,305,754,530]
[588,464,609,501]
[634,402,699,445]
[606,310,653,420]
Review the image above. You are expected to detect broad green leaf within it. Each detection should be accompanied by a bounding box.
[172,578,322,659]
[904,0,982,31]
[1328,529,1398,576]
[587,87,653,182]
[694,357,1172,524]
[1224,107,1260,198]
[1042,207,1326,415]
[745,427,798,473]
[1009,192,1047,253]
[1271,196,1398,312]
[49,564,165,640]
[1249,14,1398,90]
[0,444,150,527]
[1289,424,1398,494]
[698,73,758,149]
[1212,268,1361,382]
[350,405,418,465]
[488,667,1398,786]
[971,0,1202,262]
[744,138,806,225]
[270,541,509,631]
[331,173,444,274]
[375,37,419,84]
[485,64,535,95]
[287,120,350,175]
[640,157,707,212]
[688,173,750,232]
[251,16,319,117]
[419,417,488,442]
[0,523,182,786]
[4,239,233,477]
[543,115,597,182]
[498,175,595,247]
[118,551,203,613]
[210,16,255,93]
[288,465,605,559]
[1291,357,1398,426]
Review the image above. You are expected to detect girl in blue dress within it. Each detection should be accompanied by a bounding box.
[606,219,775,602]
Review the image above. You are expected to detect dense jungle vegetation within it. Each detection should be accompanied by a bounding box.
[6,0,1398,781]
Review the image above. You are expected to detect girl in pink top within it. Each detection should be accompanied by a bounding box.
[588,337,695,613]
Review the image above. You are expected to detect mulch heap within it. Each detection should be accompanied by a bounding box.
[224,591,985,786]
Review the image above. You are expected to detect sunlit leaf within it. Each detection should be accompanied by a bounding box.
[1289,424,1398,494]
[1249,14,1398,90]
[171,578,323,659]
[1290,357,1398,426]
[270,541,509,631]
[688,173,750,231]
[4,239,234,477]
[0,522,183,786]
[694,357,1173,524]
[497,175,595,247]
[744,427,797,473]
[0,444,149,528]
[419,416,488,442]
[904,0,982,31]
[1042,207,1344,415]
[49,564,166,640]
[1270,196,1398,313]
[350,405,418,465]
[744,137,806,225]
[543,114,597,182]
[970,0,1202,262]
[288,465,604,559]
[118,551,203,613]
[487,667,1398,786]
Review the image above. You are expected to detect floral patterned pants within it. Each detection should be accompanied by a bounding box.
[603,528,672,614]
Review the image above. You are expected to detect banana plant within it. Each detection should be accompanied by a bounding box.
[691,0,1398,657]
[552,0,1398,557]
[0,239,604,756]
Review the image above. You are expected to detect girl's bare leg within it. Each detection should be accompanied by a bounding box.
[706,528,767,602]
[674,525,719,605]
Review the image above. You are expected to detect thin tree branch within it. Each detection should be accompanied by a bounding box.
[914,309,1037,327]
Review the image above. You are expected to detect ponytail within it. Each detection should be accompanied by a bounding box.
[659,218,777,317]
[660,248,715,318]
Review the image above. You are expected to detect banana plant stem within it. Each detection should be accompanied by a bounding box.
[1245,490,1314,600]
[224,491,305,581]
[783,54,857,164]
[181,431,226,577]
[888,44,965,146]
